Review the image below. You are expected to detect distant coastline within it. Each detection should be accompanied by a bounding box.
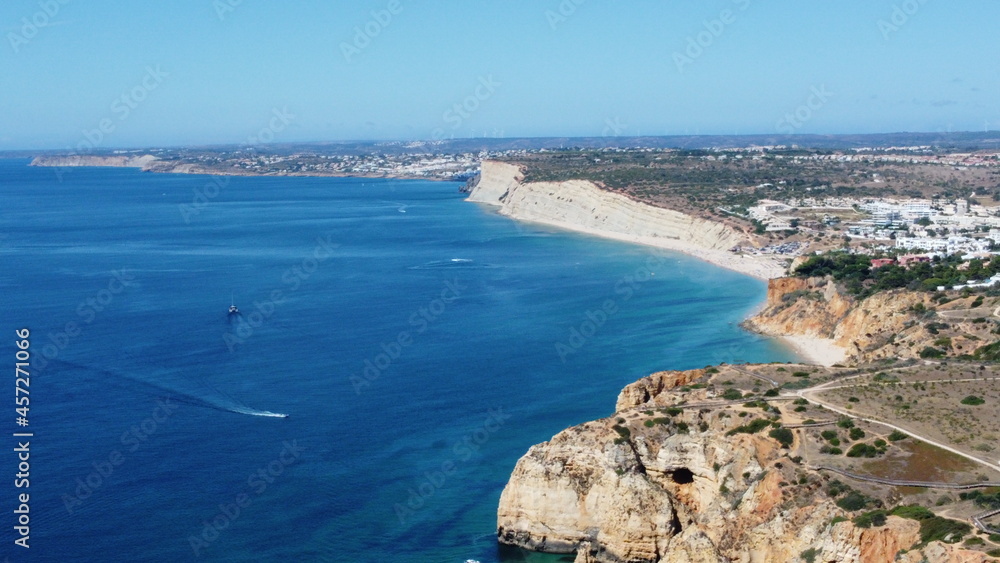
[28,154,460,182]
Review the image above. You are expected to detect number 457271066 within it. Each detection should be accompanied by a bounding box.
[15,328,30,420]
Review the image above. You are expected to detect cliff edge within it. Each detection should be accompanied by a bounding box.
[498,367,989,562]
[467,160,786,280]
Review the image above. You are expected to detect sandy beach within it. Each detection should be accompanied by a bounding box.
[504,215,788,281]
[777,335,849,367]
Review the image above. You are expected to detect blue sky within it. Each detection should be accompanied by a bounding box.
[1,0,997,149]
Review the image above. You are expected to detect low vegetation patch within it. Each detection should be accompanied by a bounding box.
[888,430,909,442]
[853,509,887,528]
[890,505,934,521]
[768,427,794,448]
[726,418,771,436]
[918,516,970,546]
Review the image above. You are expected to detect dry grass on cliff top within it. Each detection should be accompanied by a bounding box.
[814,365,1000,477]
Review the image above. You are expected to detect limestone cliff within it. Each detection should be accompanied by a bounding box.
[498,367,987,562]
[467,160,785,280]
[745,276,1000,364]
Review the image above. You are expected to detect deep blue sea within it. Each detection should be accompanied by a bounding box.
[0,158,794,562]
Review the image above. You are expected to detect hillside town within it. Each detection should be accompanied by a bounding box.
[744,193,1000,287]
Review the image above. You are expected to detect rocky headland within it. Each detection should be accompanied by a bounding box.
[497,366,995,562]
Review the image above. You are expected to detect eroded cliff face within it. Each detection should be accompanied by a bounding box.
[467,160,756,258]
[499,368,988,562]
[744,276,1000,364]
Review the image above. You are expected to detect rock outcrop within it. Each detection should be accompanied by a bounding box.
[498,367,987,562]
[744,276,1000,364]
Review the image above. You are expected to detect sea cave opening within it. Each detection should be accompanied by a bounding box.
[669,467,694,484]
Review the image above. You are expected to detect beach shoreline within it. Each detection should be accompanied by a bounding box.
[776,334,849,367]
[488,210,788,281]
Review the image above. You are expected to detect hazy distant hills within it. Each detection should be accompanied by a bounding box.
[8,130,1000,159]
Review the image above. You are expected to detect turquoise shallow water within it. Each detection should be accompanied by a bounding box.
[0,159,794,562]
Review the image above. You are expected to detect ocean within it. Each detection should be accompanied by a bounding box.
[0,159,795,562]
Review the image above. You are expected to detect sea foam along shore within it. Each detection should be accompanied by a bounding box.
[466,160,786,281]
[467,160,849,366]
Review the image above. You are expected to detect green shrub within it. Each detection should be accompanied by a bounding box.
[836,491,870,511]
[961,395,985,406]
[769,427,794,448]
[837,418,855,429]
[853,510,887,528]
[973,340,1000,360]
[849,427,866,440]
[764,388,779,397]
[726,418,771,436]
[826,480,847,497]
[721,388,743,401]
[890,505,934,521]
[919,346,946,359]
[964,537,985,546]
[800,547,818,563]
[821,430,838,441]
[792,371,810,378]
[846,443,881,458]
[888,430,908,441]
[934,337,953,348]
[918,516,970,545]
